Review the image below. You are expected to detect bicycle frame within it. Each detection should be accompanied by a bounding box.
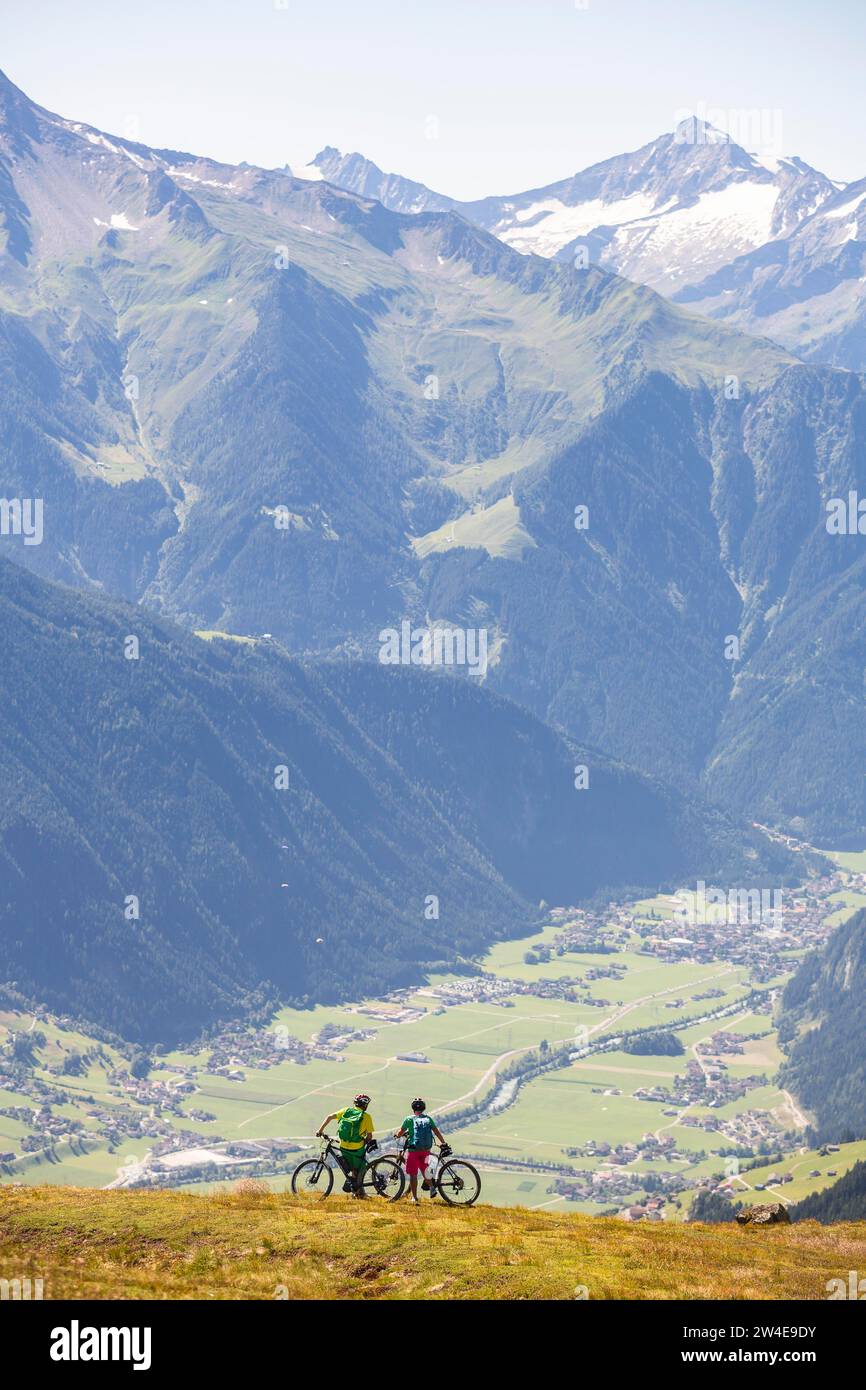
[319,1135,368,1184]
[318,1137,345,1173]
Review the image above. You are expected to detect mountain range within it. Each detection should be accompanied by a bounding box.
[5,70,866,839]
[310,118,866,372]
[3,69,866,842]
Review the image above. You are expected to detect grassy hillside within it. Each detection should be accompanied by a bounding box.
[1,1186,864,1300]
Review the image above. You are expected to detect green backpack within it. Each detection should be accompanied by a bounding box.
[338,1105,365,1145]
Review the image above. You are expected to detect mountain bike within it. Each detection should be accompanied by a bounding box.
[290,1135,405,1200]
[400,1142,482,1206]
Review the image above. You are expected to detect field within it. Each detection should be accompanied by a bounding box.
[2,1185,864,1301]
[162,990,609,1140]
[822,889,866,927]
[733,1140,866,1209]
[827,849,866,874]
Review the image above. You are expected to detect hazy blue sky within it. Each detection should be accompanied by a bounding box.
[4,0,865,195]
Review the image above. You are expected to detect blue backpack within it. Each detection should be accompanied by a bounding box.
[411,1114,434,1149]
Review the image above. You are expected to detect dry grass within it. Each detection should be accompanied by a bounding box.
[1,1185,863,1301]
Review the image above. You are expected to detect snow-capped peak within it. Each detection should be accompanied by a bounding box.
[673,115,731,147]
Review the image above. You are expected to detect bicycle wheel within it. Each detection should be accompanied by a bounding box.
[291,1159,334,1198]
[435,1159,481,1206]
[361,1156,406,1201]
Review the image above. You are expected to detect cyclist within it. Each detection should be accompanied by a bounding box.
[317,1093,375,1198]
[395,1098,447,1204]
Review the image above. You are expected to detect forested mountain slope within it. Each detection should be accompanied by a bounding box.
[778,907,866,1141]
[793,1162,866,1223]
[0,558,791,1043]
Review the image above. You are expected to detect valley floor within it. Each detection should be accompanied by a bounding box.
[2,850,863,1218]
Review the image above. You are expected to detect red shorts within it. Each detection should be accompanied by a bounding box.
[405,1149,432,1177]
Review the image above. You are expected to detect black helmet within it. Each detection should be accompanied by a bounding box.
[355,1093,371,1108]
[411,1097,426,1112]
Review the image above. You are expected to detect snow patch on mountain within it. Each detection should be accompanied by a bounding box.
[93,212,140,231]
[825,188,866,219]
[167,167,241,193]
[496,180,782,280]
[495,191,668,257]
[52,119,152,169]
[608,182,782,287]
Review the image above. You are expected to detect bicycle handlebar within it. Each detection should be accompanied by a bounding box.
[318,1132,377,1148]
